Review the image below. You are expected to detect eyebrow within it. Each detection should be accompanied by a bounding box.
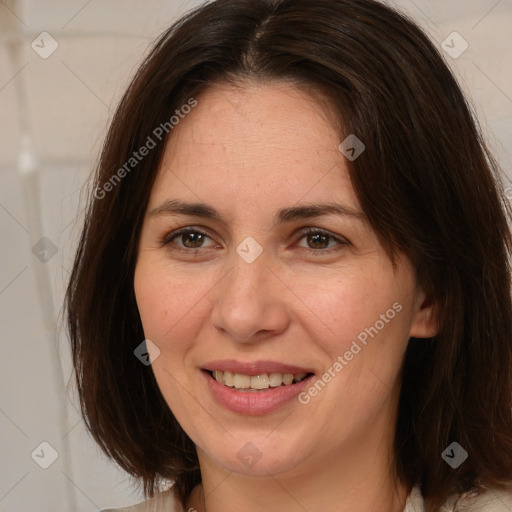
[148,199,365,226]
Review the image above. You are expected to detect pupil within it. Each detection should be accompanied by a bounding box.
[184,233,204,248]
[309,233,328,249]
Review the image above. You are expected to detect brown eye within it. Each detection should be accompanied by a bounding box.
[162,228,216,250]
[296,228,349,255]
[180,232,206,248]
[306,232,330,249]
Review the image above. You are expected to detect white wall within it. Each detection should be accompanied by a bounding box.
[0,1,510,510]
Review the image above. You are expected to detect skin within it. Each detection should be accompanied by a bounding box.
[134,81,438,512]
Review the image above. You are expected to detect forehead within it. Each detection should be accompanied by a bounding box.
[170,81,341,153]
[149,81,358,214]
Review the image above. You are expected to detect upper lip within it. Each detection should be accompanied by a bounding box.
[202,359,315,376]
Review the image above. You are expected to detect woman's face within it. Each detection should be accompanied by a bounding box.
[134,81,437,478]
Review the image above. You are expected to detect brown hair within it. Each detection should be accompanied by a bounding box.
[65,0,512,510]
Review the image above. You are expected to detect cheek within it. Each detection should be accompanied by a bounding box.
[134,268,167,340]
[134,261,184,345]
[304,274,414,404]
[134,261,203,412]
[303,266,406,345]
[134,259,215,358]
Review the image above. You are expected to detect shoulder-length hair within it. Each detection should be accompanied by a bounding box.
[65,0,512,510]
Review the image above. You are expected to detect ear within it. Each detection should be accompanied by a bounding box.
[409,287,439,338]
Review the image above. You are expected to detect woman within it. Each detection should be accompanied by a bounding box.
[65,0,512,511]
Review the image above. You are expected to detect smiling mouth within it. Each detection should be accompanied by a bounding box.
[206,369,314,392]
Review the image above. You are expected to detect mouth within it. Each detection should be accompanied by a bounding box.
[204,369,314,392]
[201,359,316,414]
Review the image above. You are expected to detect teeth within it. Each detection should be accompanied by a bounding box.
[233,373,251,389]
[211,370,309,390]
[223,371,234,387]
[282,373,293,385]
[269,372,283,387]
[250,374,269,389]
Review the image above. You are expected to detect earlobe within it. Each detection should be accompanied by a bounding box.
[409,289,439,339]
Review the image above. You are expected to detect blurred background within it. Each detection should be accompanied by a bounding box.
[0,0,511,510]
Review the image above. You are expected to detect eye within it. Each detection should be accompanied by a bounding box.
[161,226,349,256]
[295,227,349,255]
[161,227,218,251]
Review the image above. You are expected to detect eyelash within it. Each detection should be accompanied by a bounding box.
[161,226,349,256]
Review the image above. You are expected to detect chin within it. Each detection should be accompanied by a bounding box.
[196,430,315,478]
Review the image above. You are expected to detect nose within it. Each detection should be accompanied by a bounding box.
[210,246,290,344]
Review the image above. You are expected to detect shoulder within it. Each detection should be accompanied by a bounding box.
[451,485,512,511]
[404,483,512,512]
[100,487,185,512]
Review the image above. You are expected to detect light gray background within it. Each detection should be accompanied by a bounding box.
[0,0,511,510]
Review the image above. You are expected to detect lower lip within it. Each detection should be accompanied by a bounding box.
[202,370,314,415]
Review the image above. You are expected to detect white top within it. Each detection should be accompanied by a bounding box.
[102,483,512,511]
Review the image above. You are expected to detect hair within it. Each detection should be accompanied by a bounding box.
[65,0,512,510]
